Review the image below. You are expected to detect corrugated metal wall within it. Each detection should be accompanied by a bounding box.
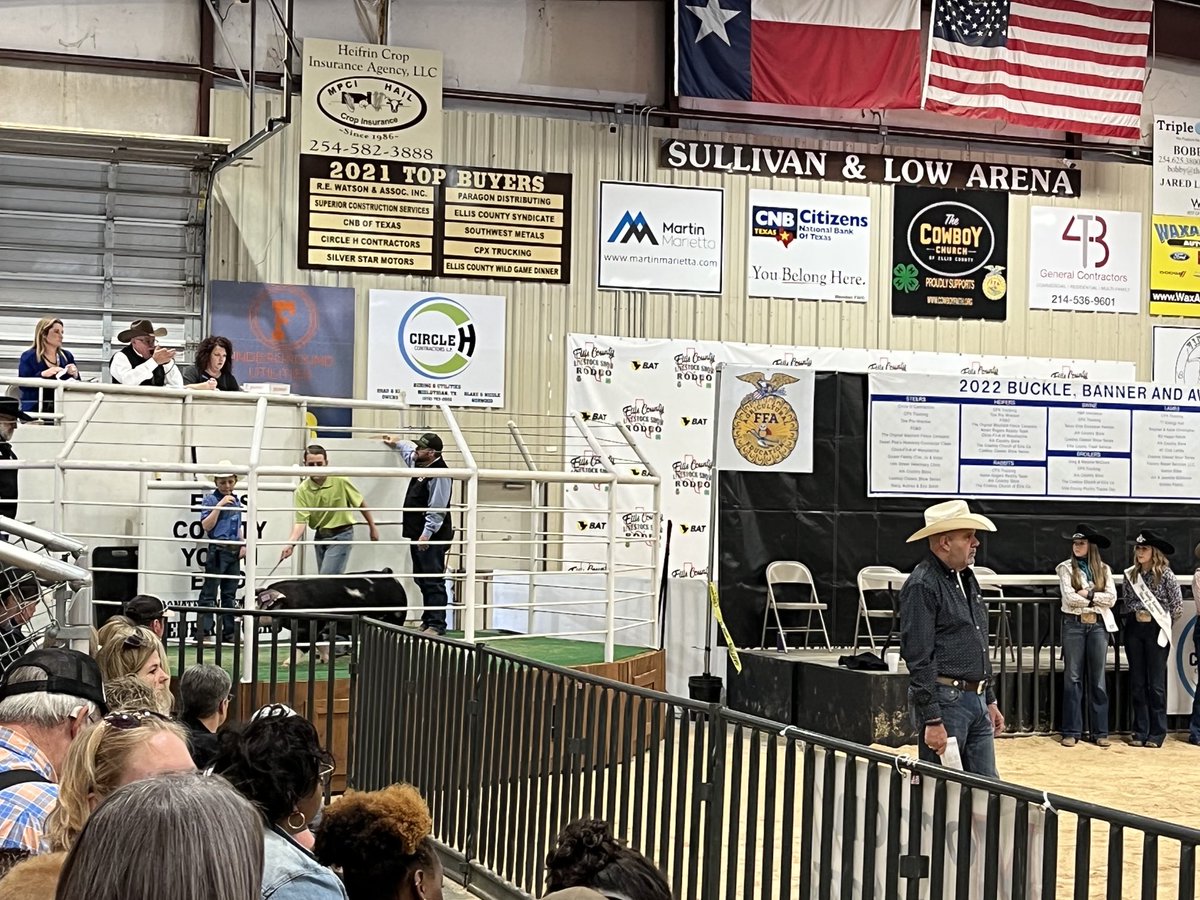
[210,91,1182,465]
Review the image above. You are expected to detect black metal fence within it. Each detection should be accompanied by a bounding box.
[351,618,1200,900]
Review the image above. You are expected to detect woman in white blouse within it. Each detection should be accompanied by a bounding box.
[1056,524,1116,748]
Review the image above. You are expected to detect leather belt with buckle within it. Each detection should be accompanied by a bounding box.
[1079,612,1097,624]
[1135,610,1153,623]
[936,675,987,695]
[315,524,353,540]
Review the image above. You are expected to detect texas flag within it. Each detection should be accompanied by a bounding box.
[677,0,922,109]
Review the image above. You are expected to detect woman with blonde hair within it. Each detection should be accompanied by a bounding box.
[1055,524,1117,748]
[314,783,443,900]
[45,709,195,852]
[17,317,79,415]
[1120,529,1184,748]
[95,625,172,716]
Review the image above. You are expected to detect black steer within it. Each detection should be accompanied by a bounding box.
[255,568,407,661]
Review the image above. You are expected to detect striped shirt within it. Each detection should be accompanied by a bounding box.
[0,727,58,853]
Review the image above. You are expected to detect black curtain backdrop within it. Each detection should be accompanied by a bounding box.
[718,372,1200,649]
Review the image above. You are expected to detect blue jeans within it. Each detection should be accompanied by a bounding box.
[411,542,448,633]
[199,545,240,638]
[314,528,353,575]
[1124,615,1169,743]
[1188,623,1200,744]
[1060,615,1110,739]
[912,683,998,778]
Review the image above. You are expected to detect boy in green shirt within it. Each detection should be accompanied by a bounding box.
[279,444,380,574]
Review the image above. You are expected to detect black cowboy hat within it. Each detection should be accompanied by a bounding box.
[1130,529,1175,556]
[0,398,33,422]
[1061,523,1110,549]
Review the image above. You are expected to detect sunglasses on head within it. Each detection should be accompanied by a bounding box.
[103,709,171,730]
[319,762,335,785]
[121,632,149,650]
[250,703,297,723]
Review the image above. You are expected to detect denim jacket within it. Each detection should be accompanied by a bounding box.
[261,825,348,900]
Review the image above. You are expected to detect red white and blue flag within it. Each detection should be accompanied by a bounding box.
[676,0,922,109]
[923,0,1153,141]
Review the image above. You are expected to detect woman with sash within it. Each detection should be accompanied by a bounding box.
[1120,530,1183,748]
[1056,524,1117,748]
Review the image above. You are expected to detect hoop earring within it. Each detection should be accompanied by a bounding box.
[287,811,307,831]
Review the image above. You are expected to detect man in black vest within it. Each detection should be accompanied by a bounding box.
[0,399,32,530]
[108,319,183,388]
[383,432,453,635]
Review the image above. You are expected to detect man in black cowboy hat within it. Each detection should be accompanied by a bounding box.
[0,398,33,526]
[108,319,183,388]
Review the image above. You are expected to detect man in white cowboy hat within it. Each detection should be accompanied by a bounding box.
[108,319,183,388]
[899,499,1006,777]
[196,461,244,644]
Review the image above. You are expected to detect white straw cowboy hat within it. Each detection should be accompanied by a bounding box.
[210,459,237,481]
[906,499,997,543]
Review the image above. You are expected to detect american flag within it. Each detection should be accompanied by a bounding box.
[923,0,1152,142]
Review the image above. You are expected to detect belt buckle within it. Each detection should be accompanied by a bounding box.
[974,680,985,695]
[1136,610,1152,623]
[1080,612,1097,625]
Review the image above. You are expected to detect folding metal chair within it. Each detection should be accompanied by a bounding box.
[854,565,903,652]
[760,561,832,652]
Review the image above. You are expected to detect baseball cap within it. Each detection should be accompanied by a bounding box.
[124,594,167,626]
[0,648,108,713]
[415,432,443,452]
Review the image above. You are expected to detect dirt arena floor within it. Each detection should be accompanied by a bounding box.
[889,733,1200,898]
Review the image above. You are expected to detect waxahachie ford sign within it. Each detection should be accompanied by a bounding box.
[660,139,1083,198]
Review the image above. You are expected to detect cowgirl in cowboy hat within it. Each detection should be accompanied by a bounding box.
[1056,524,1117,748]
[899,500,1005,777]
[1119,530,1183,748]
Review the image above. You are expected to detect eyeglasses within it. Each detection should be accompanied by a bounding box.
[103,709,171,730]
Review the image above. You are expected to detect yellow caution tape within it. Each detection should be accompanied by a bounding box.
[707,581,742,674]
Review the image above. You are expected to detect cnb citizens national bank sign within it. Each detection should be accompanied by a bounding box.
[660,139,1083,198]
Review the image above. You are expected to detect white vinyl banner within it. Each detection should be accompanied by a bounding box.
[566,335,1135,576]
[367,290,506,407]
[1027,206,1142,313]
[746,190,870,301]
[1153,116,1200,218]
[868,373,1200,502]
[715,365,815,473]
[1151,325,1200,384]
[300,38,442,163]
[597,181,724,293]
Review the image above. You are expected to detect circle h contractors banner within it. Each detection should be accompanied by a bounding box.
[890,187,1009,321]
[367,290,506,407]
[746,190,870,302]
[1026,206,1142,314]
[597,181,724,294]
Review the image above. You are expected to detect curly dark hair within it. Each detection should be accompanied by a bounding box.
[544,819,671,899]
[194,335,233,377]
[210,711,332,824]
[313,783,438,899]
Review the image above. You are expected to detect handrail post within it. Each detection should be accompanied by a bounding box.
[507,421,541,632]
[53,392,104,535]
[241,395,270,683]
[443,405,477,642]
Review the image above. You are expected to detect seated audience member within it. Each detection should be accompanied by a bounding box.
[18,317,78,416]
[0,569,41,673]
[0,649,106,875]
[123,594,168,639]
[94,625,172,716]
[544,819,671,900]
[108,319,183,388]
[54,772,262,900]
[183,335,241,392]
[313,782,443,900]
[0,398,32,524]
[45,709,193,852]
[212,704,346,900]
[0,851,66,899]
[178,663,231,769]
[99,675,157,714]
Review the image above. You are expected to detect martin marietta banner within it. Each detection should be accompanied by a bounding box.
[659,139,1082,198]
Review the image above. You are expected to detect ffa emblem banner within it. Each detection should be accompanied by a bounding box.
[714,364,815,474]
[891,187,1010,321]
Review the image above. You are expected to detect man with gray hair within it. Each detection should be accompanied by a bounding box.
[178,663,231,769]
[0,648,106,873]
